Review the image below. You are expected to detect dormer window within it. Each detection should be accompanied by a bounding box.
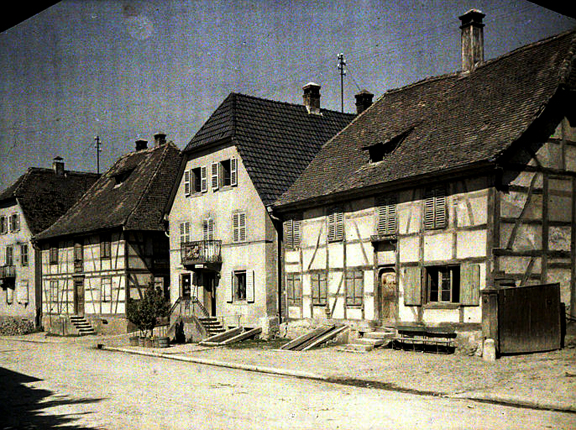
[364,128,413,163]
[113,169,133,188]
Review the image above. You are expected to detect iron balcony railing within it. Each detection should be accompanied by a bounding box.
[0,265,16,279]
[181,240,222,266]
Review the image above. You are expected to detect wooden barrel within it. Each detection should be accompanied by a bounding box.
[158,336,169,348]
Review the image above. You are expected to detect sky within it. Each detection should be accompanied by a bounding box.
[0,0,574,191]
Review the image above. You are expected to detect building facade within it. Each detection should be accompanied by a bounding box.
[35,136,181,334]
[0,159,98,327]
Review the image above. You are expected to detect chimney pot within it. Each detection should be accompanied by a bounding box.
[52,157,64,176]
[302,82,321,115]
[135,139,148,151]
[459,9,485,72]
[355,89,374,114]
[154,133,167,146]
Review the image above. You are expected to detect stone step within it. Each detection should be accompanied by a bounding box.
[338,343,374,353]
[364,331,395,340]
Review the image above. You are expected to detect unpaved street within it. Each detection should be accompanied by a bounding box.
[1,339,575,429]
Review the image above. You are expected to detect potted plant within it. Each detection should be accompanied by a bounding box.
[126,285,170,347]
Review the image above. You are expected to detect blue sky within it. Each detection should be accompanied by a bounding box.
[0,0,574,191]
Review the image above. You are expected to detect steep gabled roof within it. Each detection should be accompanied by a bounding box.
[0,168,99,235]
[184,93,355,206]
[35,142,182,241]
[276,29,576,208]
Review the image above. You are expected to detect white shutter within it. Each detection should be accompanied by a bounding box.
[200,166,208,192]
[284,220,293,248]
[183,170,191,196]
[17,280,29,304]
[227,272,234,303]
[233,213,239,242]
[211,162,219,190]
[335,211,344,241]
[230,158,238,186]
[403,266,422,306]
[246,270,255,303]
[293,220,301,247]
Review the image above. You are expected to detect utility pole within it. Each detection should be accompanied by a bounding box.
[337,53,347,113]
[94,135,102,174]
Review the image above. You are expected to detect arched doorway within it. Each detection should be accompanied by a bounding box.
[379,267,397,322]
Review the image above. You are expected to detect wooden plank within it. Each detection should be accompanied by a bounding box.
[220,327,262,345]
[280,325,334,350]
[301,325,348,351]
[293,325,340,351]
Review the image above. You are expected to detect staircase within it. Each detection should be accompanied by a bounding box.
[198,316,226,337]
[69,315,95,336]
[339,327,395,353]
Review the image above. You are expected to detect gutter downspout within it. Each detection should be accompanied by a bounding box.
[267,206,283,324]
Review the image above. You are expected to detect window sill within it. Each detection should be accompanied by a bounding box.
[423,303,460,310]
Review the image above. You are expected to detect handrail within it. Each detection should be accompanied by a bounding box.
[191,296,210,319]
[169,296,210,320]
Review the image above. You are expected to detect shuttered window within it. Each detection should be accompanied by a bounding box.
[230,158,238,186]
[200,166,208,192]
[327,209,344,242]
[179,222,190,243]
[183,170,191,196]
[233,212,246,243]
[376,196,397,236]
[424,187,447,230]
[100,235,111,259]
[9,214,20,232]
[17,279,29,304]
[48,246,57,265]
[20,244,28,267]
[286,273,302,306]
[345,270,364,306]
[311,272,327,306]
[101,277,112,302]
[284,218,301,249]
[6,285,14,305]
[231,270,254,303]
[460,263,480,306]
[0,216,6,234]
[203,218,215,241]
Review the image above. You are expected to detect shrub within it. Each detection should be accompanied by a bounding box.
[126,286,169,338]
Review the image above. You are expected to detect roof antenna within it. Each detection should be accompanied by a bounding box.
[337,53,347,113]
[94,136,102,174]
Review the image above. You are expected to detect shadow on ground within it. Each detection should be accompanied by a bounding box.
[0,366,102,429]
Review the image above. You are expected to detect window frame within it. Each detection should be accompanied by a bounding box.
[286,272,302,306]
[100,235,112,260]
[376,196,398,237]
[203,217,215,241]
[20,244,28,267]
[284,218,301,249]
[232,212,246,243]
[327,208,344,242]
[424,187,447,230]
[5,245,14,266]
[425,265,460,305]
[9,214,20,232]
[233,270,247,301]
[101,277,113,303]
[179,222,190,244]
[0,216,6,234]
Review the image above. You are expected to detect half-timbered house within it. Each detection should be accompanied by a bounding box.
[166,87,354,334]
[35,135,181,335]
[0,159,98,328]
[274,12,576,341]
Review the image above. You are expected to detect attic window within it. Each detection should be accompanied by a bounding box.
[112,169,134,187]
[364,128,413,163]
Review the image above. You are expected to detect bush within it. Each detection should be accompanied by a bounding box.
[0,318,35,336]
[126,286,169,338]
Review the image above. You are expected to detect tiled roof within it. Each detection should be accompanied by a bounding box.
[276,30,576,208]
[184,93,355,206]
[35,142,182,240]
[0,168,99,235]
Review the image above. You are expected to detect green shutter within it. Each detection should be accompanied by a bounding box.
[460,263,480,305]
[403,266,422,306]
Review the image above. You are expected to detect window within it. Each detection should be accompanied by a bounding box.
[424,187,447,230]
[232,212,246,243]
[181,273,191,299]
[426,266,460,304]
[100,235,111,259]
[0,216,6,234]
[9,214,20,232]
[6,246,14,266]
[345,270,364,307]
[376,196,397,237]
[233,270,247,301]
[327,209,344,242]
[286,273,302,306]
[203,218,215,241]
[101,277,112,302]
[179,222,190,243]
[49,246,58,265]
[284,218,301,249]
[311,272,327,306]
[20,244,28,267]
[50,281,58,309]
[212,158,238,191]
[191,166,207,193]
[74,241,83,261]
[6,285,14,305]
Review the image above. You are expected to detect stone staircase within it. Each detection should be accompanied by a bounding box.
[69,315,95,336]
[198,316,226,337]
[339,327,396,353]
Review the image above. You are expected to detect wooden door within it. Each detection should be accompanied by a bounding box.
[203,273,217,317]
[379,268,397,321]
[74,279,85,316]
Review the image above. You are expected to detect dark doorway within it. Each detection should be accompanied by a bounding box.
[73,279,85,316]
[202,272,217,317]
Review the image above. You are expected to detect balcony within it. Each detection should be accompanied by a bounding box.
[181,240,222,267]
[0,265,16,280]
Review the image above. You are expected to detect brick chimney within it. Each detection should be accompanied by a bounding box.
[302,82,321,115]
[52,156,64,176]
[135,139,148,151]
[154,132,167,146]
[355,89,374,114]
[459,9,485,72]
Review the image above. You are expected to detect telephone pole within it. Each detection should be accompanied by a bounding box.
[337,53,347,113]
[94,135,102,174]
